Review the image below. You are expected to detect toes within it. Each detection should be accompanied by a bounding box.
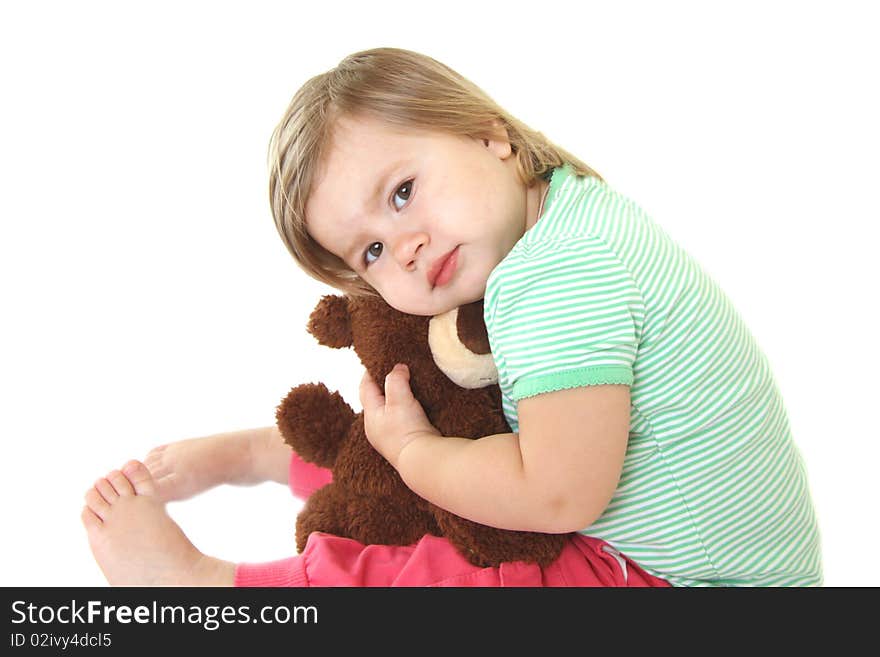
[122,460,156,496]
[106,470,135,497]
[84,487,110,519]
[94,478,119,504]
[81,505,102,529]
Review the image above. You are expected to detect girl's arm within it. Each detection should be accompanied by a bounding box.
[361,365,630,534]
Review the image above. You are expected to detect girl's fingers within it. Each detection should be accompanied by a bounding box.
[359,369,385,411]
[383,364,411,406]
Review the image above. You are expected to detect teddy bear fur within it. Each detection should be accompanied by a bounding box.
[275,294,568,568]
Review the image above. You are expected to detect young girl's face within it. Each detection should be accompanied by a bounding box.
[306,114,532,316]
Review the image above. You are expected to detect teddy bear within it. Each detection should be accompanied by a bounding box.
[275,294,569,568]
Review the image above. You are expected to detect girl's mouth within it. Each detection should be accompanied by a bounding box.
[428,246,459,288]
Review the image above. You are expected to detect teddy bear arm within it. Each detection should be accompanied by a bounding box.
[276,382,357,468]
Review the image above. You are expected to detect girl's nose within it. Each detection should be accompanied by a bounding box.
[392,231,429,271]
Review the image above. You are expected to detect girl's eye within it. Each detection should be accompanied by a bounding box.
[392,179,413,211]
[364,241,383,267]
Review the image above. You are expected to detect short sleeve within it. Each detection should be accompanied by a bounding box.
[484,235,644,401]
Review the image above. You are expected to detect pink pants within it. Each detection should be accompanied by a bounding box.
[235,454,671,588]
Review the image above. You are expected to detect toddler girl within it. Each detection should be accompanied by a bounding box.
[82,48,821,587]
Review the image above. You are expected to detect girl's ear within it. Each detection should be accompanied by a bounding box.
[481,119,512,159]
[307,295,353,348]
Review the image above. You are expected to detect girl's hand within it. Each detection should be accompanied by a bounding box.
[359,363,441,469]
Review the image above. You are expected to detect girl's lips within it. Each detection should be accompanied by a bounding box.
[428,246,459,288]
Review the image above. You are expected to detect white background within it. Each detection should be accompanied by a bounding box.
[1,0,877,587]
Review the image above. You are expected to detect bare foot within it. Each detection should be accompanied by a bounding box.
[144,434,253,503]
[81,460,235,586]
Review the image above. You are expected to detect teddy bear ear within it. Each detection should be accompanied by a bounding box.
[455,300,491,355]
[307,295,353,349]
[428,300,499,389]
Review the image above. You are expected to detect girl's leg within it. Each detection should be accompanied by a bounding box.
[145,426,291,502]
[82,459,666,588]
[82,461,235,585]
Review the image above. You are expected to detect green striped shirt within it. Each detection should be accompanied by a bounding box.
[483,165,822,586]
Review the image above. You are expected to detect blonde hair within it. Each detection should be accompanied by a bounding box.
[268,47,601,296]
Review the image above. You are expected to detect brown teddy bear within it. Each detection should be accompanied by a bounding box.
[275,294,568,568]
